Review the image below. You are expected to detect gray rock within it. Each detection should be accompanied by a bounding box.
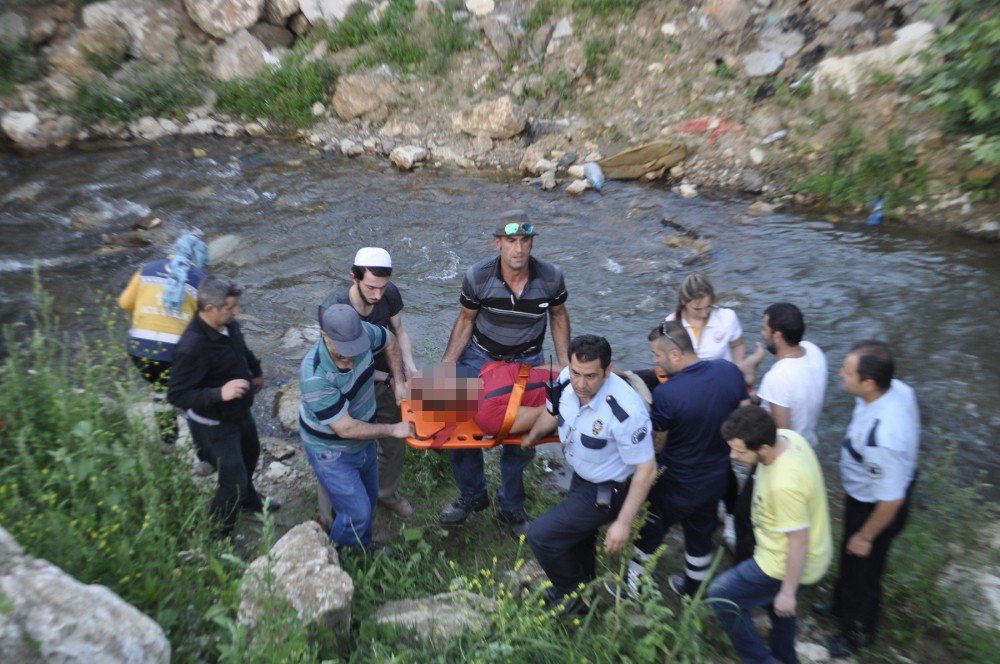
[240,521,354,634]
[481,14,520,61]
[829,10,865,33]
[250,22,295,49]
[1,111,77,154]
[756,26,804,58]
[211,29,268,81]
[184,0,265,39]
[565,178,588,195]
[82,0,182,64]
[274,379,300,433]
[265,0,301,25]
[430,144,475,168]
[289,11,310,34]
[742,50,784,77]
[451,95,526,139]
[207,233,246,264]
[540,170,556,191]
[374,591,498,642]
[701,0,751,34]
[0,11,29,45]
[0,525,170,663]
[49,22,129,81]
[551,17,572,41]
[739,169,765,193]
[299,0,360,23]
[465,0,495,17]
[340,138,363,156]
[331,67,400,121]
[390,145,429,170]
[747,201,775,216]
[813,21,936,95]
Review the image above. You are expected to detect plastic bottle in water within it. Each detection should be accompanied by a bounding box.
[867,197,884,226]
[584,162,605,192]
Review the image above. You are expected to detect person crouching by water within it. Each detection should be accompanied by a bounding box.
[299,305,413,550]
[167,275,279,539]
[521,335,656,613]
[118,233,208,459]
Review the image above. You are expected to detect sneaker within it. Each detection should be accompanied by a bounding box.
[723,514,737,552]
[498,509,530,537]
[378,492,414,520]
[439,494,489,525]
[668,574,691,598]
[602,556,645,601]
[243,492,281,514]
[825,635,858,658]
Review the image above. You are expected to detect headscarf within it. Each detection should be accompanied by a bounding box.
[163,234,209,315]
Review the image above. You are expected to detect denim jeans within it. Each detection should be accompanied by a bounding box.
[306,444,378,549]
[187,412,260,536]
[447,342,542,512]
[708,557,799,664]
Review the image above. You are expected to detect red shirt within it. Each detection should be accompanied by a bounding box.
[474,361,555,435]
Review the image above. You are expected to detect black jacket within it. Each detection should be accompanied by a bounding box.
[167,315,262,422]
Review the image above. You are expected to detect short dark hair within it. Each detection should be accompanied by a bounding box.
[197,275,242,311]
[721,405,777,451]
[764,302,804,346]
[648,320,695,354]
[850,339,894,390]
[569,335,612,369]
[351,265,392,280]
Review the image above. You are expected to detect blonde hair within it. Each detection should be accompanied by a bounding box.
[675,273,716,320]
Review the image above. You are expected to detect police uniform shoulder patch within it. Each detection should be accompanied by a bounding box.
[606,395,629,422]
[632,425,648,445]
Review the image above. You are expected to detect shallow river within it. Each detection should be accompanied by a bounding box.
[1,138,998,489]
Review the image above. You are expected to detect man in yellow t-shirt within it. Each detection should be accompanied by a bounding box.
[709,406,832,664]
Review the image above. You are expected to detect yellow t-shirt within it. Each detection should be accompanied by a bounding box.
[751,429,832,585]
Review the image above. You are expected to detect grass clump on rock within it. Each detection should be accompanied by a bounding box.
[69,64,207,124]
[214,47,337,129]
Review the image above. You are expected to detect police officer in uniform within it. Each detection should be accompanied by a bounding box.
[522,335,656,609]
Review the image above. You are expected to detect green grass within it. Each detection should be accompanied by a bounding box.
[794,124,928,216]
[585,37,620,81]
[69,65,206,123]
[214,51,337,129]
[82,45,124,78]
[573,0,647,21]
[0,39,38,95]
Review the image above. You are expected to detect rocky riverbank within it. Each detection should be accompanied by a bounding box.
[1,0,997,239]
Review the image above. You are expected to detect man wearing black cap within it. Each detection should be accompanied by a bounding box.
[299,304,413,549]
[439,210,571,534]
[318,247,420,520]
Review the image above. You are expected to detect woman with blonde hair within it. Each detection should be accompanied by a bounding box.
[665,273,746,364]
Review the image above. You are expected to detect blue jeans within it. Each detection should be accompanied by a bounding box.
[448,342,542,513]
[306,444,378,548]
[708,558,799,664]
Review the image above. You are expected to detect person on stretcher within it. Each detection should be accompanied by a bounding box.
[409,361,559,437]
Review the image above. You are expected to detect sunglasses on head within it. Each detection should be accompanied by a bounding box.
[657,321,686,350]
[502,222,534,236]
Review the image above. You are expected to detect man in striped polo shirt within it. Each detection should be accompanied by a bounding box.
[299,304,412,549]
[439,210,571,534]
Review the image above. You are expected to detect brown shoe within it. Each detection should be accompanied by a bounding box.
[379,492,414,520]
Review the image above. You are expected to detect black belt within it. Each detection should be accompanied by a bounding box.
[574,472,631,492]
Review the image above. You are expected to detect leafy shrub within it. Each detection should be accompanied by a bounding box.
[70,65,206,123]
[214,52,337,129]
[918,0,1000,165]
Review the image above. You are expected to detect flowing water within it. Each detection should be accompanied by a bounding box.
[1,138,998,490]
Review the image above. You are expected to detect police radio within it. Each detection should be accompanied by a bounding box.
[545,355,569,417]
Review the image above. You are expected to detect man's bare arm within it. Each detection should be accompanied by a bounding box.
[441,307,478,363]
[548,304,571,366]
[389,312,420,377]
[331,411,413,440]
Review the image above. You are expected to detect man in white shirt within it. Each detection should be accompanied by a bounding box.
[749,303,827,448]
[814,340,920,658]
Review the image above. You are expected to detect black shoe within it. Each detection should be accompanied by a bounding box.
[498,509,530,537]
[439,494,489,525]
[811,601,836,618]
[668,574,692,598]
[243,493,281,514]
[825,635,858,658]
[544,590,591,617]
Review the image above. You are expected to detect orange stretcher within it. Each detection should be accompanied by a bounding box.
[401,364,560,450]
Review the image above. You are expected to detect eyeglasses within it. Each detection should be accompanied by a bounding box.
[502,222,534,236]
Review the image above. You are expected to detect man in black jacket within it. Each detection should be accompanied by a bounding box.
[168,275,278,536]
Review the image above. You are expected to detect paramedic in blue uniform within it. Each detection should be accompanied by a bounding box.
[438,210,571,534]
[521,335,656,608]
[816,340,920,658]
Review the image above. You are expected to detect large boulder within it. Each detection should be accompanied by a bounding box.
[0,526,170,663]
[82,0,182,64]
[331,67,400,121]
[390,145,429,170]
[299,0,360,24]
[211,29,269,81]
[450,95,526,139]
[184,0,265,39]
[1,111,77,155]
[48,22,129,80]
[265,0,301,25]
[813,21,936,95]
[481,14,520,61]
[274,379,301,433]
[239,521,354,634]
[374,591,498,642]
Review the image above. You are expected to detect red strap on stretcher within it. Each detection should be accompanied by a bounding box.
[494,364,532,445]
